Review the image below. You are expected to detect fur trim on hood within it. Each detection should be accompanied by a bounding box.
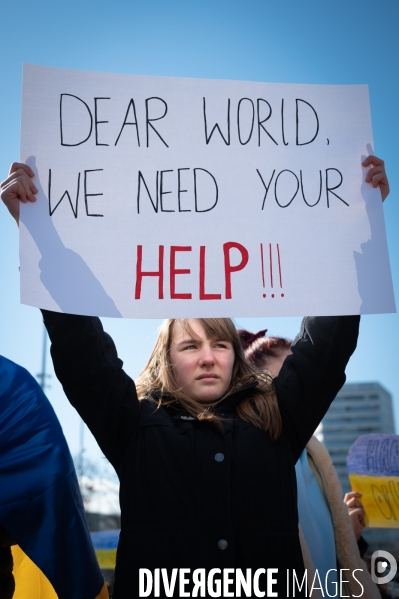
[298,436,381,599]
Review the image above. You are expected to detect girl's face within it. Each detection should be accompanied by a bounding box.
[169,319,235,403]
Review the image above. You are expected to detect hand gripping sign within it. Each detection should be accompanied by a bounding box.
[347,434,399,528]
[19,64,395,318]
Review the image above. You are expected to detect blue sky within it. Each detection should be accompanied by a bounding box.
[0,0,398,466]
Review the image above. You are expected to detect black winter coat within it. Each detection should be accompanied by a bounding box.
[42,311,359,599]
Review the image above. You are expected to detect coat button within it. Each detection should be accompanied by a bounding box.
[214,453,225,462]
[218,539,228,550]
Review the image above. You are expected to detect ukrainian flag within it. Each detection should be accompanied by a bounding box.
[91,530,119,569]
[0,355,108,599]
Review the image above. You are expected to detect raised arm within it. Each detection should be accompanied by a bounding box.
[42,310,140,471]
[274,154,389,459]
[274,315,360,460]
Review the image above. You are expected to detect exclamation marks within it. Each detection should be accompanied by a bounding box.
[269,243,274,294]
[260,243,266,297]
[277,244,284,297]
[260,243,284,298]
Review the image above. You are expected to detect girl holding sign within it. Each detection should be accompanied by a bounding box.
[0,157,389,599]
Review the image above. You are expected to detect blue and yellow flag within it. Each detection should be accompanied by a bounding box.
[347,433,399,528]
[91,530,119,570]
[0,355,108,599]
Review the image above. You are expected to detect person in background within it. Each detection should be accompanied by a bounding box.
[0,354,108,599]
[239,329,381,599]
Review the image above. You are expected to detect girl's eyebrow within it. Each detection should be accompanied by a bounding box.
[176,337,201,347]
[176,336,230,347]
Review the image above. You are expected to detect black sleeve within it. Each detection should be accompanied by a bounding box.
[357,535,369,558]
[0,547,14,599]
[41,309,140,470]
[274,316,360,461]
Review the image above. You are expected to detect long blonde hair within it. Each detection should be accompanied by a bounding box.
[136,318,282,439]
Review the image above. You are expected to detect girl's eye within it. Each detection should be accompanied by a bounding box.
[183,344,196,350]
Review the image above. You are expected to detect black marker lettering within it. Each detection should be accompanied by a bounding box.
[237,98,255,145]
[194,168,218,212]
[256,169,276,210]
[275,170,299,208]
[60,94,93,147]
[281,99,288,146]
[48,168,80,218]
[94,98,110,146]
[115,99,140,146]
[145,98,169,147]
[203,97,231,145]
[84,169,104,217]
[257,99,278,146]
[177,168,191,212]
[296,99,319,146]
[137,171,159,214]
[300,170,322,207]
[160,170,174,212]
[326,168,348,207]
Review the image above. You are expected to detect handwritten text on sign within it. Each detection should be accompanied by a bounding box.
[347,435,399,528]
[19,64,395,318]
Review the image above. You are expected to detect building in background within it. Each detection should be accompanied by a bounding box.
[320,382,395,494]
[319,382,397,557]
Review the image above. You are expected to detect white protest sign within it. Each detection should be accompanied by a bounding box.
[20,63,395,318]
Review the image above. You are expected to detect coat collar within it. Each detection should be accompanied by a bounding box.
[150,380,259,418]
[214,380,259,414]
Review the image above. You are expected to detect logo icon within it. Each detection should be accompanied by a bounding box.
[371,550,397,585]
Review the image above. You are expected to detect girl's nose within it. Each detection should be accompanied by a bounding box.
[199,346,215,366]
